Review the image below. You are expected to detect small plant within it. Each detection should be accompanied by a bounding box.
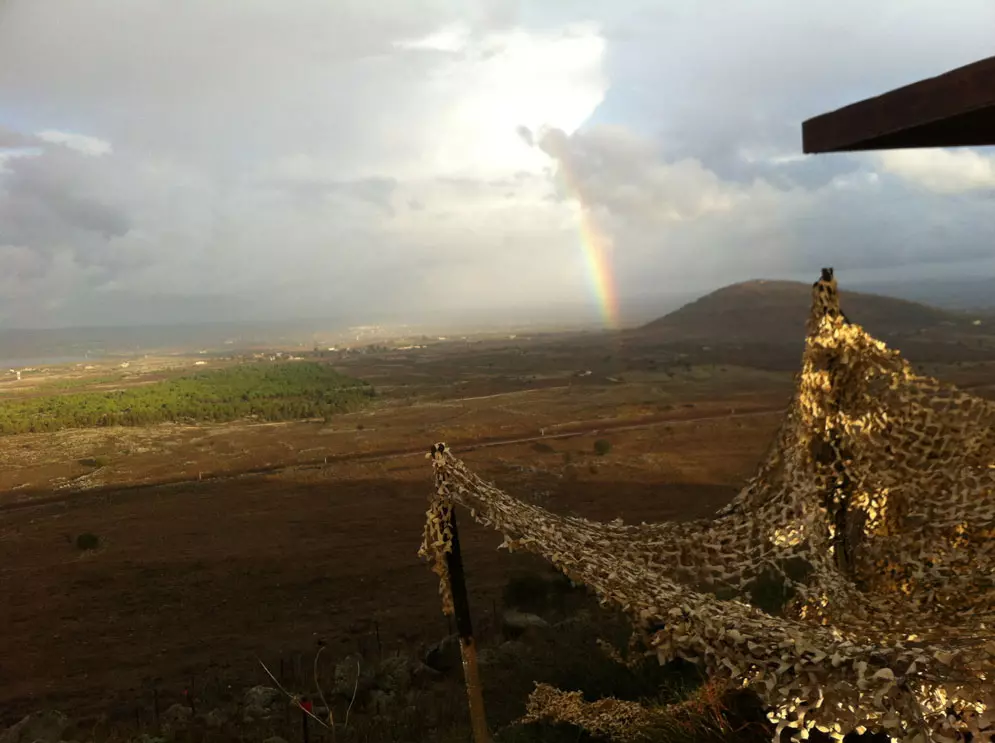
[502,571,552,613]
[531,442,555,454]
[76,533,100,551]
[593,439,612,456]
[79,456,110,468]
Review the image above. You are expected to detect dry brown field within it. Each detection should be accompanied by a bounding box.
[1,331,993,729]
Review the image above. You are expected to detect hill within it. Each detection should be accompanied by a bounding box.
[636,279,987,345]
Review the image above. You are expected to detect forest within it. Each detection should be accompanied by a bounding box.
[0,362,375,434]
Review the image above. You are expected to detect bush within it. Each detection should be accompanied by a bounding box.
[502,569,579,614]
[503,571,554,613]
[531,442,555,454]
[79,457,110,468]
[593,439,611,456]
[0,361,375,435]
[76,533,100,551]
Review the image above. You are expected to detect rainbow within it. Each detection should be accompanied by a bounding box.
[554,162,621,329]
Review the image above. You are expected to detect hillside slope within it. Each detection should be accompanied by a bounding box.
[637,280,983,344]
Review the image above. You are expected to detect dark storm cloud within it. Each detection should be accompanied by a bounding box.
[0,145,130,248]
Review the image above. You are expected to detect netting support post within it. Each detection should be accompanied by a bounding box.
[815,267,856,577]
[443,509,492,743]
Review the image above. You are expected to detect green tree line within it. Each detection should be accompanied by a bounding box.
[0,362,375,435]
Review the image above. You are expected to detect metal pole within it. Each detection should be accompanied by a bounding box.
[443,509,492,743]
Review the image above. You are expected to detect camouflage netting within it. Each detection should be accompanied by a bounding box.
[419,272,995,742]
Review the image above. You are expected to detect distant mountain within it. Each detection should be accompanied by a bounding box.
[636,279,986,345]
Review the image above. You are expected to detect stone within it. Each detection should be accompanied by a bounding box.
[0,711,69,743]
[160,704,192,730]
[501,610,549,637]
[241,704,270,723]
[480,639,529,666]
[333,654,374,699]
[367,690,394,717]
[422,634,461,673]
[500,640,529,656]
[410,660,443,686]
[376,655,412,694]
[202,709,228,729]
[553,610,593,632]
[243,686,283,711]
[477,647,500,666]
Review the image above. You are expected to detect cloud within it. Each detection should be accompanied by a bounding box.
[875,149,995,193]
[0,126,38,149]
[394,22,470,53]
[0,0,993,328]
[538,126,748,222]
[535,123,995,294]
[36,130,112,157]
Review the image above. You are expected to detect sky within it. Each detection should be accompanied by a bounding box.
[0,0,993,329]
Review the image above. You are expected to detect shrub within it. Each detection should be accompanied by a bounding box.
[503,571,553,613]
[531,442,555,454]
[593,439,611,456]
[501,569,580,614]
[0,361,374,435]
[76,533,100,551]
[79,457,110,468]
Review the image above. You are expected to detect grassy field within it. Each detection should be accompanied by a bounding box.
[0,362,374,434]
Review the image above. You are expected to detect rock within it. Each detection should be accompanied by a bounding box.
[376,655,412,694]
[480,640,529,666]
[333,654,375,699]
[262,737,289,743]
[410,660,443,686]
[0,711,69,743]
[161,704,192,730]
[553,610,593,632]
[477,647,500,667]
[500,640,529,656]
[243,685,283,711]
[501,610,549,638]
[241,704,270,723]
[423,634,461,673]
[202,709,228,729]
[367,690,394,716]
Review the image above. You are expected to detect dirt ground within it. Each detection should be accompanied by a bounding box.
[0,414,780,725]
[1,334,993,727]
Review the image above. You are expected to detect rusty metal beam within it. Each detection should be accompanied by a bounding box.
[802,55,995,153]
